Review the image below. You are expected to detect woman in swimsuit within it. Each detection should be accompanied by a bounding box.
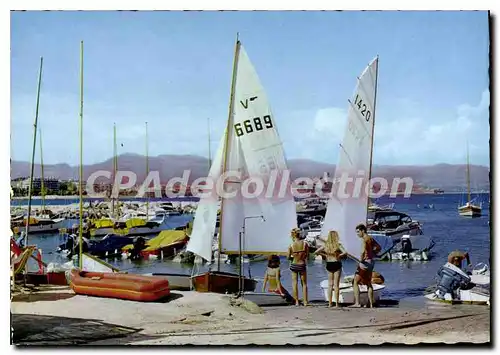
[287,228,309,306]
[262,255,293,303]
[314,230,347,308]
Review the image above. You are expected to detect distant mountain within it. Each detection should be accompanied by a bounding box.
[10,154,490,192]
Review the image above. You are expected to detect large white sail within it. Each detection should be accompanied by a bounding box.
[220,43,297,255]
[321,57,378,259]
[186,129,226,262]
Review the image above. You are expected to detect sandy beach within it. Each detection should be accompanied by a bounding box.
[11,286,490,345]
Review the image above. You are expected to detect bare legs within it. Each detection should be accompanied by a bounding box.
[328,270,342,308]
[352,274,374,308]
[352,274,361,307]
[291,271,299,306]
[333,269,341,308]
[291,270,308,306]
[300,271,308,306]
[367,282,374,308]
[327,272,334,307]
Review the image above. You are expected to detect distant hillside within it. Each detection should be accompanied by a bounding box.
[10,154,490,192]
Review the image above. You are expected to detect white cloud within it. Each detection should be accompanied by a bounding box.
[373,89,490,165]
[11,86,490,167]
[278,89,489,166]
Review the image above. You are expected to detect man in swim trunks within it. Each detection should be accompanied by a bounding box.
[351,223,381,308]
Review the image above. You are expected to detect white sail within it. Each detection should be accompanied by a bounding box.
[321,57,378,259]
[186,129,226,262]
[220,44,297,255]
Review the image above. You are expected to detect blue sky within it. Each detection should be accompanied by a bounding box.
[11,11,490,166]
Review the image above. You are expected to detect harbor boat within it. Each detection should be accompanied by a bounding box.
[320,276,385,305]
[424,262,490,305]
[12,216,66,234]
[121,230,188,260]
[69,269,171,302]
[143,273,192,291]
[458,144,482,218]
[319,56,386,306]
[80,253,192,291]
[81,252,120,273]
[187,38,296,296]
[367,210,423,243]
[368,202,395,212]
[296,198,328,218]
[88,218,115,237]
[113,213,166,236]
[381,234,435,261]
[89,213,166,237]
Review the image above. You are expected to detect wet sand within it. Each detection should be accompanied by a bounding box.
[11,286,490,345]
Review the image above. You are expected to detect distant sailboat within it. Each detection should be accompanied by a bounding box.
[458,144,481,218]
[187,37,297,294]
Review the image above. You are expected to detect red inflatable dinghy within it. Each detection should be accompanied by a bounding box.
[69,269,170,302]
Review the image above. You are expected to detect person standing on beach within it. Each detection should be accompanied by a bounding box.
[287,228,309,306]
[314,231,347,308]
[351,224,381,308]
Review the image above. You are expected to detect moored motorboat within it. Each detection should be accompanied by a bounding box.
[12,216,66,234]
[424,262,490,305]
[69,269,171,302]
[367,210,423,242]
[121,230,188,260]
[380,234,435,261]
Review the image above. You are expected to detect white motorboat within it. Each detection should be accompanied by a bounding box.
[320,276,385,306]
[424,262,490,305]
[381,234,435,261]
[13,217,66,234]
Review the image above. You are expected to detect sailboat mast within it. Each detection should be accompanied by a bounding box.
[25,57,44,248]
[39,128,45,212]
[207,117,212,172]
[78,41,84,269]
[467,143,471,203]
[145,121,149,220]
[366,56,379,215]
[218,34,241,271]
[113,123,118,218]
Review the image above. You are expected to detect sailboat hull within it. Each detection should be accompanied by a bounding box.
[458,204,482,218]
[15,218,66,234]
[320,279,385,306]
[191,271,257,294]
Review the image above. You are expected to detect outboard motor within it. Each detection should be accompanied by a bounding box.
[401,235,413,255]
[435,262,471,300]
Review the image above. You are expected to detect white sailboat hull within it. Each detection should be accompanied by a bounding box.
[458,204,482,218]
[81,253,118,273]
[17,218,66,234]
[320,279,385,305]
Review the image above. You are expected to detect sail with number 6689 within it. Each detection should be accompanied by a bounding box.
[220,43,297,255]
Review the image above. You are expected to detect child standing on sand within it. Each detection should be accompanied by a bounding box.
[262,255,293,303]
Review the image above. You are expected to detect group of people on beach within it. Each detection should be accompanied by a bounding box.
[262,223,382,308]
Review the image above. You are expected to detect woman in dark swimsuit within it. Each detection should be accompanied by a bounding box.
[314,230,347,307]
[287,228,309,306]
